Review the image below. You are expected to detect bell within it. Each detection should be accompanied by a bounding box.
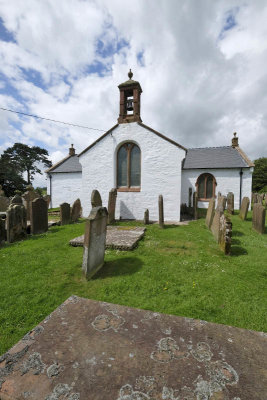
[126,99,133,111]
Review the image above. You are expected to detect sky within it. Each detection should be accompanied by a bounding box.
[0,0,267,187]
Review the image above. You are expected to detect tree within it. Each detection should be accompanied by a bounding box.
[0,156,27,197]
[1,143,52,185]
[252,157,267,193]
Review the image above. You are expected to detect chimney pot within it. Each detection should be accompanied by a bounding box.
[69,144,75,156]
[232,132,238,147]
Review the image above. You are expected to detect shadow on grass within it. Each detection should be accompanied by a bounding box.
[231,238,241,245]
[91,257,143,280]
[232,230,245,237]
[231,246,248,256]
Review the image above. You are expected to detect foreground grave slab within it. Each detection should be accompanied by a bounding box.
[0,296,266,399]
[70,226,146,250]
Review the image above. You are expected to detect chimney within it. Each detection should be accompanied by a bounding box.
[69,144,75,156]
[231,132,238,147]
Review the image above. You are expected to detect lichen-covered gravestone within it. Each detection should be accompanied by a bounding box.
[82,191,108,279]
[217,195,226,211]
[219,214,232,255]
[252,203,266,234]
[144,209,149,225]
[43,194,51,208]
[6,196,27,243]
[22,185,40,220]
[107,188,117,224]
[91,189,102,207]
[205,198,215,229]
[227,192,234,214]
[158,195,164,228]
[210,208,224,243]
[60,202,71,225]
[30,198,48,235]
[71,198,82,222]
[239,197,250,220]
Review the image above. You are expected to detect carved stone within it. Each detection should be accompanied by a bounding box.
[60,202,71,225]
[30,198,48,235]
[107,189,117,224]
[158,195,164,228]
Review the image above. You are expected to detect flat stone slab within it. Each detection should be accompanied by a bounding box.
[1,297,266,400]
[70,226,146,250]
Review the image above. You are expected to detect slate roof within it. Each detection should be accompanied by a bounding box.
[183,146,254,169]
[46,155,82,173]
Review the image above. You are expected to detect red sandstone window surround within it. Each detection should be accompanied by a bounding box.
[196,173,216,200]
[117,143,141,192]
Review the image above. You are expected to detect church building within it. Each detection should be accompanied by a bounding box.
[46,70,254,221]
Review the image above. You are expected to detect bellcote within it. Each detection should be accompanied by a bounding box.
[231,132,239,147]
[118,69,142,124]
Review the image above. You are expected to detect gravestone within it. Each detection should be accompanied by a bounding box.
[188,187,192,208]
[193,192,198,219]
[144,209,149,225]
[82,205,108,280]
[60,202,71,225]
[107,188,117,224]
[0,214,5,246]
[91,189,102,207]
[252,203,266,234]
[43,194,51,208]
[211,208,224,242]
[239,197,250,220]
[11,195,23,205]
[30,198,48,235]
[219,214,232,255]
[205,198,215,229]
[0,185,5,196]
[0,196,9,212]
[158,195,164,228]
[227,192,234,215]
[6,203,27,243]
[217,195,226,211]
[71,198,82,222]
[22,186,39,220]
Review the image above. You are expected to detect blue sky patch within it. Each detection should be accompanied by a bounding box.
[137,50,145,67]
[0,17,16,43]
[219,8,239,40]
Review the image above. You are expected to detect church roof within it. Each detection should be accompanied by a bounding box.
[46,155,82,173]
[183,146,254,169]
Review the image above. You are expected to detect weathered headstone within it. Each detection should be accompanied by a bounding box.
[211,208,224,242]
[107,188,117,224]
[11,195,23,205]
[205,198,215,229]
[60,202,71,225]
[217,195,226,211]
[188,187,192,208]
[144,209,149,225]
[239,197,250,220]
[71,198,82,222]
[43,194,51,208]
[82,206,108,279]
[0,214,6,246]
[219,214,232,255]
[0,196,9,212]
[252,203,266,234]
[158,195,164,228]
[22,186,39,220]
[227,192,234,214]
[91,190,102,208]
[30,198,48,235]
[6,203,27,243]
[193,192,198,220]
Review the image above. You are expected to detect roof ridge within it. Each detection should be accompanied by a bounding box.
[45,154,72,173]
[188,146,231,150]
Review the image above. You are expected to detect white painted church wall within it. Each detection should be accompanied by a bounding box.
[79,122,186,221]
[181,167,253,209]
[47,172,82,209]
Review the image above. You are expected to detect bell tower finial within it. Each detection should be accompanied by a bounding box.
[117,71,142,124]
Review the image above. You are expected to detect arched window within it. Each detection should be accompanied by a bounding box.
[117,143,141,191]
[196,173,216,200]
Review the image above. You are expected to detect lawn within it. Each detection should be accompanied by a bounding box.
[0,212,266,354]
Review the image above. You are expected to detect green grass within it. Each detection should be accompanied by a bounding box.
[0,213,266,354]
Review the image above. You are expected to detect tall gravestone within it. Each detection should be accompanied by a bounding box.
[188,188,192,208]
[30,198,48,235]
[6,196,27,243]
[60,203,71,225]
[217,195,226,211]
[144,209,149,225]
[107,188,117,224]
[239,197,250,220]
[82,191,108,280]
[43,194,51,209]
[22,186,39,220]
[0,215,5,246]
[193,192,198,220]
[71,198,82,222]
[219,214,232,255]
[158,195,164,228]
[227,192,234,215]
[206,198,215,229]
[211,207,224,242]
[252,204,266,234]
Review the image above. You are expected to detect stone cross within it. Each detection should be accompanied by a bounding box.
[60,203,71,225]
[206,198,215,229]
[252,203,266,234]
[193,192,198,220]
[71,198,82,222]
[91,190,102,208]
[82,200,108,280]
[239,197,250,220]
[107,188,117,224]
[158,195,164,228]
[30,198,48,235]
[227,192,234,215]
[6,203,27,243]
[144,209,149,225]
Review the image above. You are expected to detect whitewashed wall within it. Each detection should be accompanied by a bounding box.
[79,122,186,221]
[47,172,82,209]
[181,167,253,209]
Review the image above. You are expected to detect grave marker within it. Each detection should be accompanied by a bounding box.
[252,203,266,234]
[188,187,192,208]
[206,198,215,229]
[193,192,198,219]
[22,186,39,220]
[227,192,234,214]
[6,203,27,243]
[211,208,223,242]
[71,198,82,222]
[60,202,71,225]
[91,189,102,207]
[0,185,5,196]
[158,195,164,228]
[239,197,250,220]
[0,196,9,212]
[144,209,149,225]
[30,198,48,235]
[107,188,117,224]
[0,214,5,246]
[219,214,232,255]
